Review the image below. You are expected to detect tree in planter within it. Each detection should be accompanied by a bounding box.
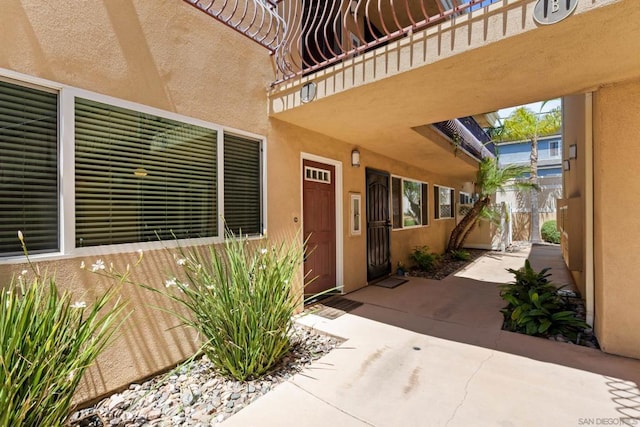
[447,157,533,252]
[498,105,561,242]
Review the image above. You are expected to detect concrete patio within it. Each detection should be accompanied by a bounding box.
[223,245,640,426]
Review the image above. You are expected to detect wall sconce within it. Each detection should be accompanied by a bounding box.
[351,149,360,167]
[350,0,358,14]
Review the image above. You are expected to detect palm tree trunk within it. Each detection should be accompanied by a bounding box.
[530,136,541,242]
[447,197,491,251]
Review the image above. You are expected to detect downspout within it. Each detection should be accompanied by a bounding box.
[585,93,594,326]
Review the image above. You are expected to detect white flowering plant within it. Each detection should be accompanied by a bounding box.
[0,232,128,427]
[147,229,305,381]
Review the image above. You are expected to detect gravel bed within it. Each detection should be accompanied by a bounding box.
[68,324,343,427]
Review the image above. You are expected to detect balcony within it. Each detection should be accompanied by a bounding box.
[271,0,503,84]
[185,0,639,175]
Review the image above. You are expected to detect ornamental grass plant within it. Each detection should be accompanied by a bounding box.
[152,230,304,381]
[0,233,127,427]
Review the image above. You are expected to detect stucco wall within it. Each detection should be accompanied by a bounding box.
[0,0,273,404]
[593,78,640,358]
[562,94,588,296]
[268,119,468,293]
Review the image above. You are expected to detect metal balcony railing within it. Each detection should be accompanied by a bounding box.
[272,0,503,84]
[183,0,505,85]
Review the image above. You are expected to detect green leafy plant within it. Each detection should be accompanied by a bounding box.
[450,249,471,261]
[500,260,588,339]
[0,232,127,427]
[149,230,304,381]
[410,246,439,272]
[541,220,561,244]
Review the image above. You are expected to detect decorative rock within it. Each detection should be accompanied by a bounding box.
[68,325,343,427]
[182,390,195,406]
[147,409,162,420]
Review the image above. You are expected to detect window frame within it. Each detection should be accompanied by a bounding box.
[0,69,267,262]
[391,175,429,231]
[434,185,456,220]
[549,140,560,158]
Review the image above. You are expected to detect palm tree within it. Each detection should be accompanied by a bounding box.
[499,106,561,242]
[447,157,533,251]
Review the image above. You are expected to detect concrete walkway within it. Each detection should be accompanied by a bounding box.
[224,246,640,426]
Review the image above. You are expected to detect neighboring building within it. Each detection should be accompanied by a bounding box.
[496,134,563,240]
[0,0,639,402]
[497,134,563,177]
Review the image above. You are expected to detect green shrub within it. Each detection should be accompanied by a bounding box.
[410,246,439,271]
[541,220,561,244]
[450,249,471,261]
[500,260,588,339]
[0,234,126,427]
[153,230,304,381]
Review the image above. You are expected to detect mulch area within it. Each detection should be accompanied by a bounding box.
[409,249,487,280]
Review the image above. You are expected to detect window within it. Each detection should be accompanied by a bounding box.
[459,191,478,206]
[549,141,560,157]
[391,177,428,229]
[224,133,262,235]
[349,193,361,235]
[434,185,455,219]
[75,98,218,247]
[0,80,58,256]
[1,72,266,257]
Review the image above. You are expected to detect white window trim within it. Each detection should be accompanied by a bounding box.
[0,67,267,263]
[549,140,560,158]
[391,175,429,231]
[435,185,456,220]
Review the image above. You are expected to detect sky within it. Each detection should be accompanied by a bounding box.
[497,99,562,121]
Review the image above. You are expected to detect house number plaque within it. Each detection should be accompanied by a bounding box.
[533,0,579,25]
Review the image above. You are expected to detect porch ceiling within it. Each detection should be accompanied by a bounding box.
[268,0,639,179]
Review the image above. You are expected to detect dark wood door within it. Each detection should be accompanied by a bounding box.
[303,160,336,296]
[366,168,391,281]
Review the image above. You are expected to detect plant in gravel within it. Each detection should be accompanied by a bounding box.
[541,220,561,244]
[500,260,588,339]
[150,230,304,381]
[0,232,127,427]
[410,246,439,272]
[449,249,471,261]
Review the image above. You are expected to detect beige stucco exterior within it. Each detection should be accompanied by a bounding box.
[592,79,640,358]
[0,0,274,404]
[2,0,640,405]
[0,0,475,404]
[561,80,640,359]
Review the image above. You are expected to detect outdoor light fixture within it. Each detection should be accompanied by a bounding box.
[351,149,360,167]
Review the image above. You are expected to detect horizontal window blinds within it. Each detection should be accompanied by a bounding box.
[223,134,262,235]
[0,80,58,255]
[75,98,217,247]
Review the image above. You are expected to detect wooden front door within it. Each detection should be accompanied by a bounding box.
[303,159,336,296]
[366,168,391,281]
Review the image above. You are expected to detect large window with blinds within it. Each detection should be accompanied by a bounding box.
[0,80,58,256]
[75,98,219,247]
[0,75,265,256]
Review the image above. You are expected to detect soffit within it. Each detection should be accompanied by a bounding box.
[269,0,638,177]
